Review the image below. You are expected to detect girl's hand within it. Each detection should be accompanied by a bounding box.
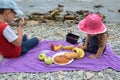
[89,54,99,59]
[78,43,83,48]
[82,46,87,51]
[78,43,87,51]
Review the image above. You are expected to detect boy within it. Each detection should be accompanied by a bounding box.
[0,0,41,58]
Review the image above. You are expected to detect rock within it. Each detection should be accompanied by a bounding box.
[76,10,89,16]
[118,9,120,13]
[51,9,60,17]
[58,4,64,12]
[64,15,75,20]
[58,4,64,7]
[31,15,43,21]
[55,11,66,21]
[48,21,56,26]
[44,14,52,20]
[66,10,76,15]
[76,15,83,21]
[27,20,39,25]
[98,72,105,78]
[59,71,64,75]
[60,11,67,16]
[94,5,104,9]
[85,72,95,79]
[55,15,64,21]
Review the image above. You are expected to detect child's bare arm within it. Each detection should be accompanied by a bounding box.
[95,45,106,58]
[78,34,89,50]
[11,18,24,46]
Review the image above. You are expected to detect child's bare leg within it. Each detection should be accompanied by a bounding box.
[36,36,42,41]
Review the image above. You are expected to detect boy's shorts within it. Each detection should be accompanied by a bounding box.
[20,34,39,56]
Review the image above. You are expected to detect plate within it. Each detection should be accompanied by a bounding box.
[52,52,74,65]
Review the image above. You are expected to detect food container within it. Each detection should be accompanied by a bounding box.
[66,33,79,44]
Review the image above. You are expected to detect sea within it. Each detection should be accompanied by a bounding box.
[14,0,120,23]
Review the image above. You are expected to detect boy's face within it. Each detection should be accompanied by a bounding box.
[4,9,16,23]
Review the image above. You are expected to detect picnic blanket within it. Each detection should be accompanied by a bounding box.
[0,40,120,73]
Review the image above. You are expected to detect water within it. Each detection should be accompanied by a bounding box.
[14,0,120,23]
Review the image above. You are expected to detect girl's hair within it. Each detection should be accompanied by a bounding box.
[97,31,108,47]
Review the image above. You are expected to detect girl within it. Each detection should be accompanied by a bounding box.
[78,13,108,59]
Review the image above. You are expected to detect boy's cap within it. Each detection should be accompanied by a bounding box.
[0,0,24,16]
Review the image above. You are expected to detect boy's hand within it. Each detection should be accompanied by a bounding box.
[16,18,24,35]
[18,18,24,27]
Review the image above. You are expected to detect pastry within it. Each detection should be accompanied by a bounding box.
[54,55,70,64]
[64,52,78,59]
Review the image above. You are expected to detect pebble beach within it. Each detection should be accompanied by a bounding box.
[0,0,120,80]
[0,22,120,80]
